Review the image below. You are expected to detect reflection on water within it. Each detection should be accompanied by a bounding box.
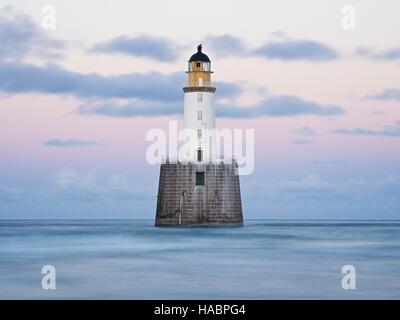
[0,220,399,299]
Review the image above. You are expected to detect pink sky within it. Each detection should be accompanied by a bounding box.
[0,1,399,219]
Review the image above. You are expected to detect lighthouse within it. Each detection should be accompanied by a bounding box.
[155,45,243,227]
[183,44,216,162]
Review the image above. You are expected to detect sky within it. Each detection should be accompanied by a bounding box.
[0,0,399,219]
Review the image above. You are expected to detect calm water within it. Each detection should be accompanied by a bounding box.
[0,220,399,299]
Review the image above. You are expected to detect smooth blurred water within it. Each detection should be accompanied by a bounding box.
[0,220,399,299]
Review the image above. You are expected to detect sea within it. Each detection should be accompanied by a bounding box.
[0,220,399,299]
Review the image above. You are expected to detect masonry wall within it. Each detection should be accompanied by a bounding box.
[155,162,243,226]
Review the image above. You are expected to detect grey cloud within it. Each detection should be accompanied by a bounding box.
[312,160,349,165]
[205,34,246,56]
[371,110,387,116]
[0,62,241,102]
[295,126,317,136]
[79,95,345,118]
[0,62,183,101]
[78,101,181,117]
[357,47,400,61]
[253,39,338,61]
[45,139,103,147]
[367,89,400,100]
[382,49,400,60]
[0,167,156,218]
[293,139,314,145]
[91,34,181,62]
[53,167,155,203]
[91,33,246,61]
[244,174,400,218]
[216,81,243,97]
[0,185,26,202]
[332,121,400,137]
[2,170,400,219]
[217,96,345,118]
[206,34,339,61]
[0,6,63,61]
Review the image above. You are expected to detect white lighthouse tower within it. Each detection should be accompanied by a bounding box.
[183,44,216,162]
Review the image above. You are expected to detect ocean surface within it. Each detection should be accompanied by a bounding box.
[0,220,399,299]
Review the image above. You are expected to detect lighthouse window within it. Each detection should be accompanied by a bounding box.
[196,62,201,68]
[196,172,205,186]
[197,149,203,162]
[197,93,203,102]
[197,111,202,120]
[197,129,202,138]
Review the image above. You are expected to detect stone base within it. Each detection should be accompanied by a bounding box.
[155,161,243,227]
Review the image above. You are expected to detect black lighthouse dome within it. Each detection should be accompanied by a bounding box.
[189,44,210,62]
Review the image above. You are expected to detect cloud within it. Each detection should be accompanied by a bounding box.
[91,34,181,62]
[0,62,183,101]
[44,138,103,147]
[295,126,317,136]
[293,139,313,145]
[0,62,241,102]
[79,95,345,118]
[2,168,400,219]
[253,39,338,61]
[78,100,181,117]
[90,32,340,63]
[0,185,26,202]
[367,89,400,100]
[0,6,63,61]
[0,52,344,122]
[332,121,400,137]
[357,46,400,61]
[371,110,387,116]
[53,167,154,203]
[0,167,155,218]
[244,174,400,218]
[217,95,345,118]
[206,34,247,56]
[381,48,400,60]
[215,81,244,97]
[312,160,349,165]
[293,125,319,144]
[205,34,339,61]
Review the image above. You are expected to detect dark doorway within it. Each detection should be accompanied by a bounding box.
[196,172,205,186]
[197,149,203,162]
